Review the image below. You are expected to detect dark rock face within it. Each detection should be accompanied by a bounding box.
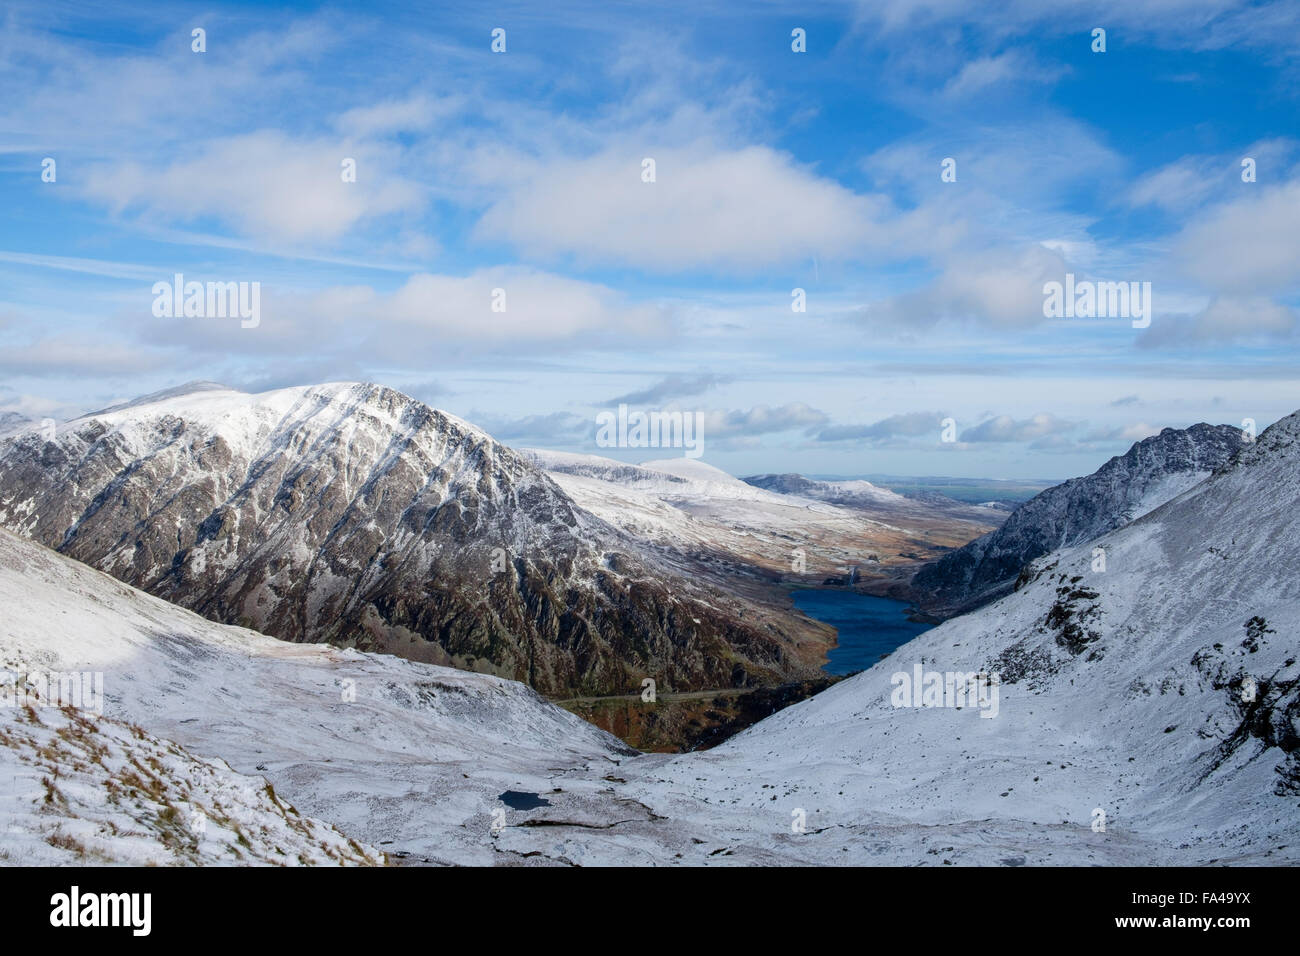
[910,423,1247,618]
[743,473,825,497]
[741,472,903,510]
[1191,617,1300,796]
[0,382,817,697]
[559,677,841,753]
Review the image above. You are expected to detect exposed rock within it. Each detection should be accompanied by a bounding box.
[910,423,1246,617]
[0,382,822,697]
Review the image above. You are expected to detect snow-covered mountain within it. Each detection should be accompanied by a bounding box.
[744,472,910,506]
[910,423,1246,617]
[743,471,1006,519]
[526,449,1000,584]
[0,382,822,697]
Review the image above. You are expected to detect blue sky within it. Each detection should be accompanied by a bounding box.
[1,0,1297,479]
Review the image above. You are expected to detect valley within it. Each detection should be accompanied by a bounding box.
[1,384,1295,867]
[0,383,1001,750]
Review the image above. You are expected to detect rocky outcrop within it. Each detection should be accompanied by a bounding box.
[910,423,1247,618]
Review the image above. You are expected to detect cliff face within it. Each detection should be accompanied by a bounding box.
[0,382,819,697]
[910,423,1247,617]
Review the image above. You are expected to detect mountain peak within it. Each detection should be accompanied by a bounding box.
[1231,409,1300,469]
[83,380,237,418]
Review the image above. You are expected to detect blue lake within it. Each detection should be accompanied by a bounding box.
[791,589,933,675]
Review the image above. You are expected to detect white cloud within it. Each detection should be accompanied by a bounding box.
[1139,296,1298,347]
[474,145,903,272]
[609,373,728,404]
[862,119,1122,212]
[0,337,162,377]
[699,403,829,438]
[854,0,1299,52]
[814,411,945,443]
[1082,422,1161,442]
[1127,141,1296,212]
[961,413,1077,442]
[334,94,463,138]
[864,244,1067,329]
[0,13,340,150]
[1127,160,1223,211]
[477,411,589,443]
[80,131,422,243]
[1174,180,1300,294]
[384,269,671,342]
[941,51,1064,98]
[141,267,674,357]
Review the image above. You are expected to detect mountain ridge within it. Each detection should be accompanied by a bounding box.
[0,381,826,698]
[908,421,1248,618]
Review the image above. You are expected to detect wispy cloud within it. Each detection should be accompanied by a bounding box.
[814,411,945,443]
[608,373,728,404]
[960,413,1078,443]
[475,145,903,272]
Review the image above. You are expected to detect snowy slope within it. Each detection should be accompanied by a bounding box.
[529,449,815,507]
[639,458,794,501]
[0,526,630,865]
[0,705,383,866]
[525,449,999,582]
[742,472,1008,523]
[744,472,911,506]
[912,423,1247,616]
